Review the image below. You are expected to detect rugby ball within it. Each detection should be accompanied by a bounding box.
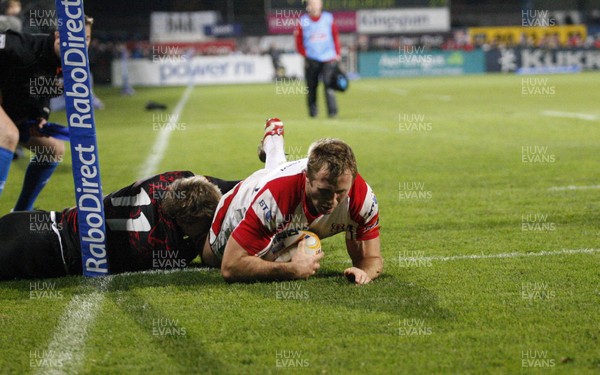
[267,231,322,263]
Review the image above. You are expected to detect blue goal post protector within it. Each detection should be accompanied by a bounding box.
[55,0,109,277]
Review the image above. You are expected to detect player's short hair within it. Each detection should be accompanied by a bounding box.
[161,176,222,225]
[306,138,357,182]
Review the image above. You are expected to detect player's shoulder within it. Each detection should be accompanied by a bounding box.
[263,159,307,187]
[351,173,372,196]
[255,160,307,205]
[349,173,379,220]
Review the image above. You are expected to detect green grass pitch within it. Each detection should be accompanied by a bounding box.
[0,72,599,374]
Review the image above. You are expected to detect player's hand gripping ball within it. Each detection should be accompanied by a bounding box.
[273,231,322,262]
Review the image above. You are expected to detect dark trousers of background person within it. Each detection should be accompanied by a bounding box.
[305,59,338,118]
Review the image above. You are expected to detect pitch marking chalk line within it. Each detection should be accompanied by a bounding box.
[138,83,195,179]
[541,111,598,121]
[35,278,111,375]
[396,248,600,263]
[39,84,195,374]
[548,185,600,191]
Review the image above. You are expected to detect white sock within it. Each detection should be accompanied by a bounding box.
[264,135,286,170]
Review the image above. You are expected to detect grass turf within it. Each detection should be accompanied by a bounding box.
[0,72,599,374]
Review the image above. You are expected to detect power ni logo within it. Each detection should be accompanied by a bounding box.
[55,0,109,276]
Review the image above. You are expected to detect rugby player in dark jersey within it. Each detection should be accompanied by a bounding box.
[0,171,239,280]
[0,16,95,211]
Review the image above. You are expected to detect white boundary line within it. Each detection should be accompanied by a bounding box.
[137,83,195,179]
[541,110,598,121]
[34,278,110,375]
[396,248,600,262]
[548,185,600,191]
[38,84,195,374]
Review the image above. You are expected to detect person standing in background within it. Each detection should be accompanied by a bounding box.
[295,0,341,118]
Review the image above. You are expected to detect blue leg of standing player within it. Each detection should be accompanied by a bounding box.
[0,108,19,198]
[0,147,12,196]
[14,136,64,211]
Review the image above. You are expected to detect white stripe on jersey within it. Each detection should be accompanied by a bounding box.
[110,189,151,207]
[106,213,151,232]
[359,185,378,225]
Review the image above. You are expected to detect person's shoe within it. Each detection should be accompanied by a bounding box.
[145,101,168,111]
[257,118,284,163]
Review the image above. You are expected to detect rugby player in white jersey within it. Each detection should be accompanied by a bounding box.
[201,118,382,284]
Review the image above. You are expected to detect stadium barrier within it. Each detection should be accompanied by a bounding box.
[358,50,485,78]
[485,48,600,73]
[111,54,304,86]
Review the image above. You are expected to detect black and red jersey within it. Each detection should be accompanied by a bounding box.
[60,171,236,274]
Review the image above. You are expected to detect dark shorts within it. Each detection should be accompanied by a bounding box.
[0,211,76,280]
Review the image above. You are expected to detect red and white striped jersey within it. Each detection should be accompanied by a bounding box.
[209,159,379,258]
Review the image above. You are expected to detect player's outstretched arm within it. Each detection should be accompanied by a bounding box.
[344,237,383,285]
[221,237,323,283]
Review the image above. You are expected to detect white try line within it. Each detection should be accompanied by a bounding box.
[35,278,111,375]
[541,111,598,121]
[39,84,196,374]
[396,248,600,263]
[548,185,600,191]
[137,83,195,179]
